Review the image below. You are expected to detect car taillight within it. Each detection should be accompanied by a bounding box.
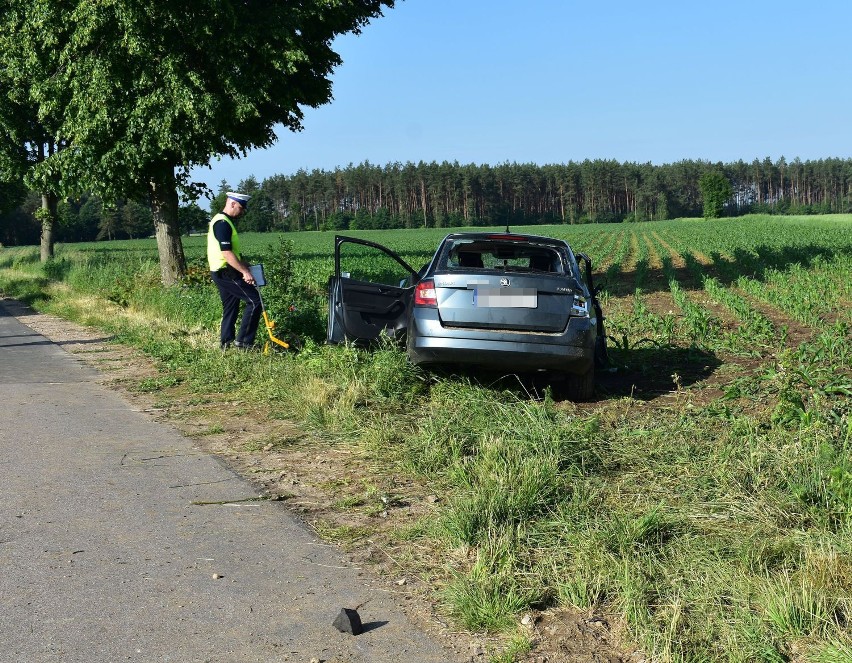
[414,279,437,307]
[571,294,590,317]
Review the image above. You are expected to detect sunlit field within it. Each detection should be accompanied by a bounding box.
[2,214,850,662]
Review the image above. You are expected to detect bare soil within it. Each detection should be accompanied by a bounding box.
[8,298,643,663]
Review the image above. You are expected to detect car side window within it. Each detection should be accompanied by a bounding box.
[338,242,412,287]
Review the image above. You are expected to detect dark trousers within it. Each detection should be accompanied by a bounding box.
[211,271,262,345]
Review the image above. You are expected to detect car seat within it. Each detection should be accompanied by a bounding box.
[529,254,552,272]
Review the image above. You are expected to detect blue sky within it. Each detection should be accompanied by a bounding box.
[191,0,852,194]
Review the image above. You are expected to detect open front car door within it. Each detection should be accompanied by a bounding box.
[327,235,418,345]
[576,251,609,367]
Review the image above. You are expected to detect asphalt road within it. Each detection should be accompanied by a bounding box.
[0,300,460,663]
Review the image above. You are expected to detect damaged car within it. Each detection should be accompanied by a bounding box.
[327,232,606,400]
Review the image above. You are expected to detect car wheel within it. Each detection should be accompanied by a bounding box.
[563,364,595,401]
[404,324,417,362]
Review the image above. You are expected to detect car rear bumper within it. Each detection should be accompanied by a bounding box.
[407,309,596,374]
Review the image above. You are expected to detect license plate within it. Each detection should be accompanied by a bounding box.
[473,287,537,308]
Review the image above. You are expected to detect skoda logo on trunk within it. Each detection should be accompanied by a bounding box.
[500,277,510,287]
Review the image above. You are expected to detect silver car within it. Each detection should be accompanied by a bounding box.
[327,232,605,400]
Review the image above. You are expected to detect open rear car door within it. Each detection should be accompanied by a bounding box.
[327,235,418,344]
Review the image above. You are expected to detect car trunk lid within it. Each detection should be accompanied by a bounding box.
[432,273,573,332]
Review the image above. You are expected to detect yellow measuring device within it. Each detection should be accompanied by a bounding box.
[261,308,290,353]
[250,263,291,354]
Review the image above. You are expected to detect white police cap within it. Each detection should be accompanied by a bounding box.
[226,191,251,206]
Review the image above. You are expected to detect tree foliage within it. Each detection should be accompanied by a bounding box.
[1,0,393,282]
[0,5,68,261]
[699,170,733,218]
[252,157,852,231]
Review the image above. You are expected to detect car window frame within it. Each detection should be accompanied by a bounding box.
[333,235,419,284]
[435,236,573,278]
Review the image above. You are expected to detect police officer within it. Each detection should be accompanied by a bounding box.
[207,192,262,350]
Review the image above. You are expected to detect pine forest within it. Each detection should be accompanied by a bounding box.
[2,156,852,245]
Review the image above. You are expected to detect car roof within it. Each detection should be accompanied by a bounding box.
[441,232,568,246]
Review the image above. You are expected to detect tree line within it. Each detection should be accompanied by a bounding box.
[0,189,209,247]
[260,157,852,231]
[4,156,848,245]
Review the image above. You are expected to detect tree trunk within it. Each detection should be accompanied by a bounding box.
[39,192,58,262]
[420,178,428,228]
[148,171,186,286]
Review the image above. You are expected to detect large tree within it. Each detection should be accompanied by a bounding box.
[699,169,733,219]
[0,8,70,262]
[2,0,393,284]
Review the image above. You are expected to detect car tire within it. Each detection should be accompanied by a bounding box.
[404,324,418,363]
[563,364,595,401]
[326,297,334,343]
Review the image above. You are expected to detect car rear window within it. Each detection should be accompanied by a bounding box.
[440,239,566,275]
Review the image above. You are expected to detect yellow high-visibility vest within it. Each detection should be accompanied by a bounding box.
[207,213,241,271]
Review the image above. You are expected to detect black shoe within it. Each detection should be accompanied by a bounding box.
[233,341,258,352]
[220,341,233,351]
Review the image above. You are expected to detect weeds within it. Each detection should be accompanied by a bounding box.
[444,534,543,631]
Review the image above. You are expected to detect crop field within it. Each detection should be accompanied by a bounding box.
[1,214,851,662]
